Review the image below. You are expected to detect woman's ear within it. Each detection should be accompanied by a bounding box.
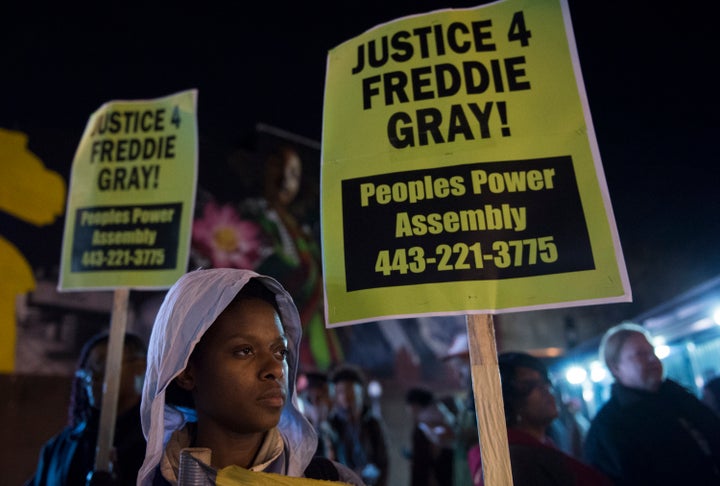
[607,363,620,381]
[174,365,195,391]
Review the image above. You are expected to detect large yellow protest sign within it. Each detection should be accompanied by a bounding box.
[59,89,198,290]
[321,0,631,326]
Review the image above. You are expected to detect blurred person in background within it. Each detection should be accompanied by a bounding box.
[328,364,389,486]
[297,370,337,459]
[468,352,612,486]
[584,323,720,485]
[404,386,454,486]
[441,333,477,486]
[24,331,147,486]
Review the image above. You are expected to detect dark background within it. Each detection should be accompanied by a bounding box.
[3,0,719,326]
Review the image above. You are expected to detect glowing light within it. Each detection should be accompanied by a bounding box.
[652,336,666,346]
[713,306,720,325]
[589,361,607,383]
[696,376,705,390]
[565,366,587,385]
[582,388,595,402]
[655,344,670,359]
[367,380,382,398]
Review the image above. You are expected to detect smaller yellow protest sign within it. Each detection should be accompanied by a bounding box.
[59,89,198,290]
[321,0,631,326]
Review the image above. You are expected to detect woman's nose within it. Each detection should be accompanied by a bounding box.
[260,353,285,380]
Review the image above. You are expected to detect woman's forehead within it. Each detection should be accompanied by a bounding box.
[621,332,651,351]
[205,298,283,339]
[85,344,108,365]
[514,366,542,380]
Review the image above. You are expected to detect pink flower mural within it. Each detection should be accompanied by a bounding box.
[191,200,265,269]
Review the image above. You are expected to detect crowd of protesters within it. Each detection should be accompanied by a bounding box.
[21,269,720,486]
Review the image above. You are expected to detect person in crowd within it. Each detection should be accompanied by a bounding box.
[441,333,478,486]
[297,370,337,459]
[137,268,363,485]
[404,386,454,486]
[701,375,720,417]
[24,331,147,486]
[328,364,389,486]
[468,351,612,486]
[584,322,720,485]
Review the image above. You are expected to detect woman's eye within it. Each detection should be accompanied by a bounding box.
[233,346,253,358]
[275,348,289,361]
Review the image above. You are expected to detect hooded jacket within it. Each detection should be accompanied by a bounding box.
[137,268,361,486]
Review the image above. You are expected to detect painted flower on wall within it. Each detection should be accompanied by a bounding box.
[192,200,265,269]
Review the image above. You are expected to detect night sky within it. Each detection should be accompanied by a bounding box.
[3,1,719,319]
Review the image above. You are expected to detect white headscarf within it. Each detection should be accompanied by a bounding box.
[137,268,317,485]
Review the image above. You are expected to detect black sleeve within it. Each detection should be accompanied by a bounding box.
[304,456,340,481]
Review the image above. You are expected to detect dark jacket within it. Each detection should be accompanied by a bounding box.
[24,403,146,486]
[409,423,453,486]
[584,379,720,486]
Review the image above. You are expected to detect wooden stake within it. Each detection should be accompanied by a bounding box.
[466,313,513,486]
[93,287,130,473]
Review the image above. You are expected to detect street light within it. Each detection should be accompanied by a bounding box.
[565,365,587,385]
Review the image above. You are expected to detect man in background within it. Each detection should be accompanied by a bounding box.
[584,323,720,485]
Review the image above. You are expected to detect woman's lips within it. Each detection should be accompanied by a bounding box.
[258,388,286,408]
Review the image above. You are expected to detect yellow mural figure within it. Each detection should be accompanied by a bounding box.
[0,237,34,371]
[0,128,66,372]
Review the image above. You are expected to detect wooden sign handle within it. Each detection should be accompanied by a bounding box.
[466,313,513,486]
[93,287,130,473]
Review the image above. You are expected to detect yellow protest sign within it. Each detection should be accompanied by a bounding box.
[59,89,198,290]
[321,0,630,326]
[218,466,347,485]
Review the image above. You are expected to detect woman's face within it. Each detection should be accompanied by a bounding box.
[513,366,558,427]
[180,297,289,435]
[265,148,302,206]
[81,342,145,410]
[332,380,364,416]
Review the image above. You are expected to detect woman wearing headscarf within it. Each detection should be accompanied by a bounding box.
[137,268,363,485]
